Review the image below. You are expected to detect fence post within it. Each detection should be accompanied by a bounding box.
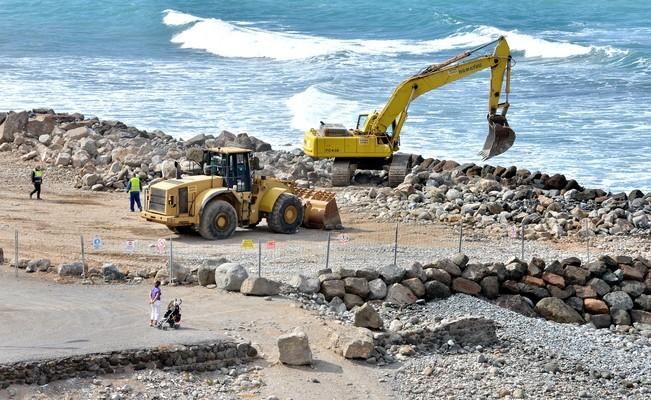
[586,237,590,263]
[458,223,463,254]
[14,230,18,277]
[258,239,262,277]
[393,222,399,265]
[521,222,525,260]
[325,232,331,269]
[168,236,174,283]
[80,234,86,277]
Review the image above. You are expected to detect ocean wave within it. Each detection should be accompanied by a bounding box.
[162,10,627,61]
[286,86,361,131]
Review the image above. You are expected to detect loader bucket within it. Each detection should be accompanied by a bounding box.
[479,115,516,161]
[293,188,343,230]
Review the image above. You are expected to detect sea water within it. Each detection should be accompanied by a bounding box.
[0,0,649,191]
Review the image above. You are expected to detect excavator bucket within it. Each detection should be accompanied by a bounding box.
[293,188,343,230]
[479,115,516,161]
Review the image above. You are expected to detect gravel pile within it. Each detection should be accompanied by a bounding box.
[379,294,651,399]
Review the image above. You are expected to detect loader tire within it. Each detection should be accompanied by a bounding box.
[199,200,237,240]
[268,193,304,234]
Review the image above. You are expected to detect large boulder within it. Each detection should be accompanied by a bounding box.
[0,111,28,144]
[535,297,584,324]
[404,262,426,282]
[386,283,417,305]
[289,274,320,294]
[425,268,452,286]
[197,265,217,286]
[102,263,124,281]
[424,280,451,300]
[496,295,536,318]
[277,328,312,366]
[343,293,364,309]
[321,279,346,300]
[603,291,634,310]
[344,277,370,298]
[240,277,280,296]
[451,277,481,295]
[330,327,374,359]
[367,278,387,300]
[215,262,248,291]
[353,303,383,330]
[379,264,405,284]
[401,277,426,297]
[26,258,51,273]
[58,262,84,276]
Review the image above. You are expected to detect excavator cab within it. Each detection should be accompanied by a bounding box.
[480,114,516,161]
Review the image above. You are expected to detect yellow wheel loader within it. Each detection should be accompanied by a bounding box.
[141,147,342,240]
[304,36,516,187]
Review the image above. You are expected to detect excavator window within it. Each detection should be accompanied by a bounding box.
[356,114,368,130]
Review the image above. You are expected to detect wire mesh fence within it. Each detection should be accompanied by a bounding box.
[0,220,613,282]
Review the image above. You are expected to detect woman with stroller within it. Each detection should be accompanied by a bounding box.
[149,280,162,327]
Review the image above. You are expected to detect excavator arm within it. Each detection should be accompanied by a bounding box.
[361,36,514,159]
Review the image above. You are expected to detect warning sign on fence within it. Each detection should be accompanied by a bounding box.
[265,240,276,250]
[156,238,166,254]
[241,239,255,250]
[91,236,103,250]
[337,233,349,243]
[125,239,136,253]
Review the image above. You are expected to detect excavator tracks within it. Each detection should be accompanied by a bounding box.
[332,160,355,187]
[388,153,413,188]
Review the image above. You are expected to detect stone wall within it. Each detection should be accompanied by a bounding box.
[313,254,651,330]
[0,340,257,388]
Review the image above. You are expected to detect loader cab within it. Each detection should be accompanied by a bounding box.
[203,147,252,192]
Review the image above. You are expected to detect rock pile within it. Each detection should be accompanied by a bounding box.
[298,254,651,331]
[0,109,330,191]
[340,158,651,239]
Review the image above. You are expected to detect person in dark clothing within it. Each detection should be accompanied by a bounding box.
[30,166,43,200]
[174,161,182,179]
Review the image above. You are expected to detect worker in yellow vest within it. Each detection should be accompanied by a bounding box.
[126,174,143,212]
[30,166,43,200]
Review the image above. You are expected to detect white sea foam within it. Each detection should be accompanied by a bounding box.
[162,9,625,61]
[286,86,362,131]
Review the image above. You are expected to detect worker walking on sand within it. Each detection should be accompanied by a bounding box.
[30,166,43,200]
[126,174,143,212]
[149,280,162,327]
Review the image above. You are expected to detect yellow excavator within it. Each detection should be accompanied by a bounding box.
[303,36,516,187]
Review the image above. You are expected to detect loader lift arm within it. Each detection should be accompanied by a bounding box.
[304,36,516,186]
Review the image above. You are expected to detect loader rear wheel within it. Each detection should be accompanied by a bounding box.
[268,193,304,234]
[199,200,237,240]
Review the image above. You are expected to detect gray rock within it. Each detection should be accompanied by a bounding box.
[621,280,646,298]
[197,265,217,286]
[603,291,634,311]
[590,314,612,329]
[102,263,124,281]
[401,277,426,297]
[240,277,280,296]
[424,281,451,300]
[480,276,500,299]
[496,295,537,318]
[379,264,406,284]
[55,152,71,166]
[404,262,426,281]
[451,253,469,269]
[355,267,380,281]
[432,317,498,346]
[425,268,452,285]
[344,277,370,298]
[58,262,84,276]
[330,327,374,359]
[0,111,28,144]
[277,327,312,366]
[587,278,610,297]
[353,303,383,330]
[329,297,347,314]
[343,293,364,309]
[367,278,387,300]
[289,274,320,294]
[215,262,248,291]
[630,309,651,324]
[611,309,631,325]
[635,294,651,311]
[534,297,584,324]
[26,258,51,273]
[436,258,462,277]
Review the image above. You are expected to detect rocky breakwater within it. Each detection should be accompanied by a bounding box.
[295,253,651,334]
[0,109,334,191]
[340,158,651,240]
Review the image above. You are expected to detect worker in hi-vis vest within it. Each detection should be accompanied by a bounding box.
[30,166,43,200]
[126,175,143,212]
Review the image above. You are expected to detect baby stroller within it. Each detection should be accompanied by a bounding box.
[157,298,182,330]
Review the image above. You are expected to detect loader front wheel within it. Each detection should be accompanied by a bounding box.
[199,200,237,240]
[268,193,304,234]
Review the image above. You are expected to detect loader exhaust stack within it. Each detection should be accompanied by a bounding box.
[294,188,343,230]
[480,114,516,161]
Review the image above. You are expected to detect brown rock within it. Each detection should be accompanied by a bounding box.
[584,298,609,314]
[452,277,481,295]
[547,284,575,299]
[522,276,546,287]
[321,279,345,301]
[542,272,566,288]
[343,293,364,310]
[401,277,426,297]
[563,265,590,285]
[343,277,370,298]
[386,283,417,305]
[535,298,584,324]
[425,268,451,285]
[620,265,643,281]
[573,285,598,299]
[630,310,651,324]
